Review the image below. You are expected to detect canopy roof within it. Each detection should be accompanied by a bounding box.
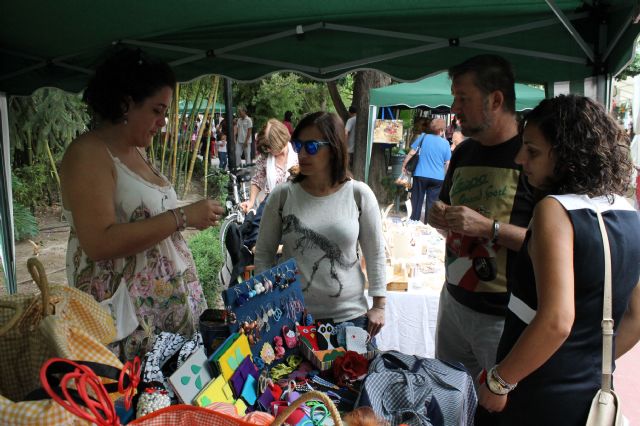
[1,0,639,96]
[369,72,545,110]
[178,101,230,114]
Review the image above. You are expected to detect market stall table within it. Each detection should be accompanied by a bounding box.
[368,219,446,358]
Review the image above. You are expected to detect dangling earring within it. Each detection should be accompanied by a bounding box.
[123,114,128,125]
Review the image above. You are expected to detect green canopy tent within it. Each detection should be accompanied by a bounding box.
[364,72,546,181]
[369,72,545,110]
[1,0,639,292]
[178,100,231,115]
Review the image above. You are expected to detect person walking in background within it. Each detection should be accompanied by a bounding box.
[59,48,225,359]
[283,110,294,135]
[254,112,386,338]
[427,55,535,423]
[236,107,253,165]
[478,95,640,425]
[402,117,451,222]
[345,105,357,166]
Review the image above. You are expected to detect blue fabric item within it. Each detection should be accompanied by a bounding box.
[411,134,451,180]
[357,351,477,426]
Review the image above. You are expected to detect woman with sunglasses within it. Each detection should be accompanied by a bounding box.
[254,112,387,337]
[239,119,298,213]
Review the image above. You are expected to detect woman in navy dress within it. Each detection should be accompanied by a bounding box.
[478,95,640,425]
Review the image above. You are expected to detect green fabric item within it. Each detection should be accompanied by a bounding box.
[369,72,545,111]
[1,0,638,95]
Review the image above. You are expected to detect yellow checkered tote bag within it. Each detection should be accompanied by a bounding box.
[0,258,121,405]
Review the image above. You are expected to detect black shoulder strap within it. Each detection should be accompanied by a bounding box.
[278,182,290,218]
[352,180,363,218]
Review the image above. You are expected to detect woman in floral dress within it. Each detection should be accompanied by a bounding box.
[60,48,225,359]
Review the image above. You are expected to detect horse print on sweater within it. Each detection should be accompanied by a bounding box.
[282,214,357,297]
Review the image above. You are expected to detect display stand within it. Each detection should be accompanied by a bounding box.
[222,258,304,359]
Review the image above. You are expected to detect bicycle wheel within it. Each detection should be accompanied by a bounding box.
[219,213,239,248]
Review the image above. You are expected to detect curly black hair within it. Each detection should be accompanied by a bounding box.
[521,94,632,198]
[83,48,175,124]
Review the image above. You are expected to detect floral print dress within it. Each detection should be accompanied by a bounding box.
[64,153,207,360]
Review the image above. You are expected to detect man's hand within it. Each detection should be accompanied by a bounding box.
[444,206,492,238]
[427,200,450,230]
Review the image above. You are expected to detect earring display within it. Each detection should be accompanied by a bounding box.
[222,258,305,359]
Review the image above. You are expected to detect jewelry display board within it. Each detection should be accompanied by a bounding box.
[222,258,305,359]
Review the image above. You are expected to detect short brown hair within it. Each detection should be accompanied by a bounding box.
[449,54,516,114]
[257,119,290,154]
[292,111,350,185]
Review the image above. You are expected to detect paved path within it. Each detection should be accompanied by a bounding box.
[616,343,640,424]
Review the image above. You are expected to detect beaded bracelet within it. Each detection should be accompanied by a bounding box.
[178,207,187,231]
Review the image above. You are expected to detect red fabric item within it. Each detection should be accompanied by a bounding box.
[332,351,369,386]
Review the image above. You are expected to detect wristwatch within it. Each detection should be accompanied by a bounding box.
[491,220,500,244]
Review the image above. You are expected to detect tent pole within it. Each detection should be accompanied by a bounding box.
[0,92,17,294]
[365,105,377,184]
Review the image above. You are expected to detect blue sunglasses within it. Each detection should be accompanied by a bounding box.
[291,139,330,155]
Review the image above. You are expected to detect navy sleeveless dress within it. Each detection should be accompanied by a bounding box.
[496,194,640,425]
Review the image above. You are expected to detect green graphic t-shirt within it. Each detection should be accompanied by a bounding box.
[440,136,535,316]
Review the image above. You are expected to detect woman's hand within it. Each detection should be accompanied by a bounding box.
[239,201,250,213]
[478,383,508,413]
[366,308,385,337]
[183,199,226,230]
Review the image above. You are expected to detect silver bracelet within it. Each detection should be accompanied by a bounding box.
[371,306,385,311]
[169,209,180,231]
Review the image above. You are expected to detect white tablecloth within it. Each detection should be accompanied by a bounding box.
[367,285,442,358]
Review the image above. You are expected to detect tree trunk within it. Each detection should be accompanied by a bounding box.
[351,71,391,202]
[326,81,348,122]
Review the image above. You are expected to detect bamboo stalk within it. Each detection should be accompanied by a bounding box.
[43,139,61,196]
[160,94,175,175]
[203,76,220,198]
[177,82,202,192]
[170,83,180,186]
[184,76,219,198]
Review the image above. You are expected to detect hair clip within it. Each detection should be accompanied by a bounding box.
[273,336,285,360]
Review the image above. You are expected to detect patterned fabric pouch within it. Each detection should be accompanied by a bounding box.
[345,326,369,354]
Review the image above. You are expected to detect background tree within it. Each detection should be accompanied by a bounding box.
[351,71,391,198]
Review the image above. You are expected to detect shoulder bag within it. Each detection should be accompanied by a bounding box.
[585,205,625,426]
[405,134,425,174]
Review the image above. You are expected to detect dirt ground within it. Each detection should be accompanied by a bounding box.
[0,182,206,296]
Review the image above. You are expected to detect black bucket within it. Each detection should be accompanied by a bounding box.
[199,309,231,357]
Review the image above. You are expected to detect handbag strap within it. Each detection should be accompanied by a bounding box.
[594,205,614,393]
[415,133,425,153]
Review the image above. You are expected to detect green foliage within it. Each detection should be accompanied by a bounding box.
[187,226,224,307]
[232,72,354,130]
[207,171,229,204]
[9,88,89,206]
[12,201,39,241]
[616,41,640,81]
[9,88,88,161]
[12,166,51,209]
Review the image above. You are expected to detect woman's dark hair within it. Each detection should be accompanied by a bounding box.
[83,48,176,123]
[284,111,293,122]
[291,111,350,185]
[521,94,632,198]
